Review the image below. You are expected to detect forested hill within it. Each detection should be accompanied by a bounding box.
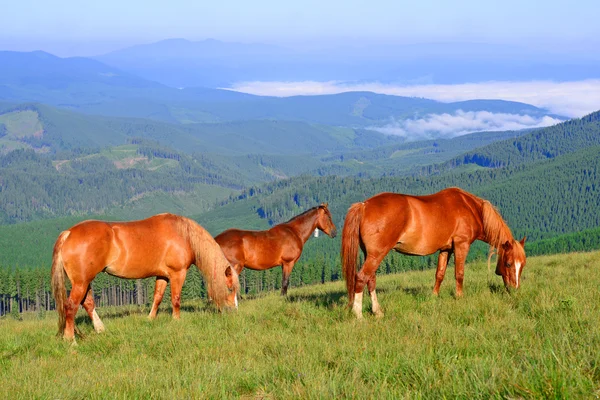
[0,102,401,155]
[199,143,600,242]
[437,110,600,170]
[0,141,249,223]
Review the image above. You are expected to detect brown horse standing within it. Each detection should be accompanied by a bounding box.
[215,203,337,295]
[51,213,240,341]
[341,188,526,318]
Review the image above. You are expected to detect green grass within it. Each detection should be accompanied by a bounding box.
[1,251,599,398]
[55,145,179,171]
[0,138,29,152]
[0,110,43,139]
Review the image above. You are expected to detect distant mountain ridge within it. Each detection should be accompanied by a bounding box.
[0,50,161,89]
[0,51,558,130]
[95,38,600,88]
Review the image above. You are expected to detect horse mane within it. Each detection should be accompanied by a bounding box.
[282,206,319,224]
[175,216,239,309]
[481,200,514,250]
[450,187,514,250]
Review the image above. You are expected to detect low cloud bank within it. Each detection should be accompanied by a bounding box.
[228,80,600,118]
[371,110,563,139]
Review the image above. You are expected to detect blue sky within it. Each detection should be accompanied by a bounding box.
[1,0,599,56]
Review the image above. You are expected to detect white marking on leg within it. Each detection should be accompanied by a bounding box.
[370,290,384,317]
[92,309,105,333]
[352,292,363,319]
[515,261,522,288]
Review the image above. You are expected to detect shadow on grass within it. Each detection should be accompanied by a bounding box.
[286,290,349,309]
[401,286,429,298]
[488,282,508,294]
[75,305,148,325]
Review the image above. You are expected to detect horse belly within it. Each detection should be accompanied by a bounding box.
[394,229,446,256]
[104,261,167,279]
[242,236,285,270]
[393,240,437,256]
[103,245,173,279]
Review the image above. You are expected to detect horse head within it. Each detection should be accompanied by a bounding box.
[495,236,527,289]
[316,203,337,238]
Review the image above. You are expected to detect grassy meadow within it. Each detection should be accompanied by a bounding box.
[1,251,599,398]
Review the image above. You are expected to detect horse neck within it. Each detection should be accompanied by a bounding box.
[284,209,319,243]
[481,200,514,249]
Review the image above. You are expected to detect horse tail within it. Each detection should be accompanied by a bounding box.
[181,217,239,310]
[51,230,71,336]
[341,202,364,307]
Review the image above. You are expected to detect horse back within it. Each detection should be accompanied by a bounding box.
[215,226,301,269]
[361,190,484,255]
[63,215,195,280]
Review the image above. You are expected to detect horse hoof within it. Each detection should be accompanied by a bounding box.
[63,337,77,346]
[374,310,384,318]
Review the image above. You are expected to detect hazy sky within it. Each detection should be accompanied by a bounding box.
[1,0,599,56]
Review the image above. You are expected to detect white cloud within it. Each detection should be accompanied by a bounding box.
[372,110,563,139]
[227,80,600,118]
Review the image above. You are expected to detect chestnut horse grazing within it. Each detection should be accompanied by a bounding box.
[215,203,337,295]
[341,188,526,318]
[51,213,239,341]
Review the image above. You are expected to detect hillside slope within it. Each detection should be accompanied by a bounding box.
[1,251,599,398]
[439,110,600,169]
[0,102,405,155]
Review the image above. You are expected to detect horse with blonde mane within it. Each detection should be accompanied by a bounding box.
[215,203,337,295]
[341,188,526,318]
[51,213,239,341]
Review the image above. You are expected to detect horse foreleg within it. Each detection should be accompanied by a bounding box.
[353,253,386,319]
[169,271,187,319]
[454,243,470,297]
[433,250,452,296]
[367,275,383,318]
[81,286,105,333]
[232,262,243,275]
[63,283,88,341]
[148,277,168,319]
[281,262,294,296]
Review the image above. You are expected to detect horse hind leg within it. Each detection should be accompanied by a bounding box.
[353,252,386,319]
[81,286,105,333]
[63,283,89,341]
[148,277,168,319]
[367,275,384,318]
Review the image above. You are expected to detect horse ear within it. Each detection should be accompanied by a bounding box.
[225,266,234,289]
[502,240,512,251]
[320,202,328,208]
[520,236,527,246]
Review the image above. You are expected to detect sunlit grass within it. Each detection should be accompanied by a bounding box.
[1,251,599,398]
